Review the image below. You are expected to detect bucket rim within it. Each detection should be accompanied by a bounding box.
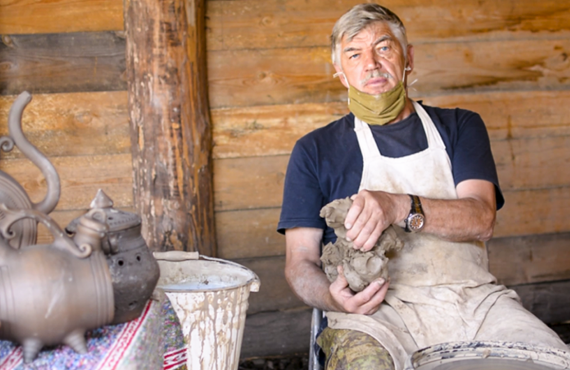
[154,252,260,293]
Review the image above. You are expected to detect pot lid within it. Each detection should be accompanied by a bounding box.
[66,189,141,234]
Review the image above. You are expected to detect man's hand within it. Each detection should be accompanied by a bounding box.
[344,190,408,251]
[329,265,389,315]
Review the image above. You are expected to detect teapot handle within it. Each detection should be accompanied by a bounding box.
[0,203,91,258]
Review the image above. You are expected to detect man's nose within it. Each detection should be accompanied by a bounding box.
[363,49,380,70]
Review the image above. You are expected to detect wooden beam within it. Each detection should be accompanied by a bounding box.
[124,0,215,254]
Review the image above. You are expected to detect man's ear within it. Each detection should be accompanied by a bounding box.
[333,64,349,88]
[405,44,415,75]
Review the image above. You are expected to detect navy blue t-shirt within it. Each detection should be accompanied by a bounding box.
[277,102,504,245]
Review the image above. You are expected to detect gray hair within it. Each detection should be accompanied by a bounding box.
[331,3,408,65]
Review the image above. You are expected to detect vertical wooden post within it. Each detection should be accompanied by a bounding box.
[124,0,215,255]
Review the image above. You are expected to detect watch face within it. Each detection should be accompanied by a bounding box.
[408,214,425,232]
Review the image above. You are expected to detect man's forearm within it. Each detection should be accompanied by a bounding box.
[285,258,339,312]
[421,196,495,242]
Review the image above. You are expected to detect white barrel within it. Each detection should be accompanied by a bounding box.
[407,341,570,370]
[154,251,260,370]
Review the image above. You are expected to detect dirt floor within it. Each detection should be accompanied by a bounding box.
[239,353,309,370]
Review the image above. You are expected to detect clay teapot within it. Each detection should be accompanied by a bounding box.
[0,205,114,363]
[66,190,160,325]
[0,91,60,249]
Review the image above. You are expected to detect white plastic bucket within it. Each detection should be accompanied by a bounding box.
[408,341,570,370]
[154,251,260,370]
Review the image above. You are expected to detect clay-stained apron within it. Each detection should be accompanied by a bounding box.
[326,101,515,369]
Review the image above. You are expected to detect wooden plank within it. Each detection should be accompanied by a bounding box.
[207,39,570,108]
[488,232,570,286]
[492,135,570,192]
[212,102,347,159]
[0,32,127,95]
[422,90,570,142]
[234,255,303,314]
[207,0,570,51]
[495,187,570,238]
[0,153,133,211]
[512,280,570,324]
[0,0,124,35]
[211,90,570,159]
[215,208,284,260]
[241,307,312,359]
[0,91,129,158]
[214,156,288,211]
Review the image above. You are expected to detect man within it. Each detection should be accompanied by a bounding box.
[277,3,568,369]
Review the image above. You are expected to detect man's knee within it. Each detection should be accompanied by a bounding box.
[317,327,395,370]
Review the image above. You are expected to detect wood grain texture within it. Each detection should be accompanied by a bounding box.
[214,155,288,211]
[488,232,570,286]
[207,0,570,51]
[495,187,570,238]
[0,0,124,35]
[0,153,133,211]
[215,207,284,260]
[207,39,570,108]
[0,32,127,95]
[0,91,129,158]
[125,0,216,254]
[234,255,303,314]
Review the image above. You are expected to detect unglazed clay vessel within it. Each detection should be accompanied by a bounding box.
[0,206,114,363]
[0,91,60,249]
[66,190,160,325]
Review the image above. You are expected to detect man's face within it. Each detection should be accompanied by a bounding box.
[335,21,410,95]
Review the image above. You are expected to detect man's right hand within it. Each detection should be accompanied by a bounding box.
[329,265,389,315]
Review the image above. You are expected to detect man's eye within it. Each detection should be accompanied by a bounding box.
[349,53,360,60]
[377,46,390,53]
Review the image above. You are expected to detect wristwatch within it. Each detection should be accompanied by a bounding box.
[404,194,425,233]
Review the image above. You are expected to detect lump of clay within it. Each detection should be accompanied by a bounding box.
[320,197,403,292]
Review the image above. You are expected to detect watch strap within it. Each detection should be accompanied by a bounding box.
[404,194,424,232]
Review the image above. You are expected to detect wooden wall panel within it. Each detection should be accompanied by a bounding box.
[0,0,124,35]
[207,0,570,51]
[0,32,127,95]
[207,39,570,108]
[214,156,288,211]
[488,232,570,286]
[235,256,303,314]
[215,208,283,260]
[0,91,129,158]
[0,153,133,211]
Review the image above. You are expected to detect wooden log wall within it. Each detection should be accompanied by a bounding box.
[1,0,569,360]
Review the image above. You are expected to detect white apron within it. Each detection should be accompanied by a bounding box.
[325,101,552,369]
